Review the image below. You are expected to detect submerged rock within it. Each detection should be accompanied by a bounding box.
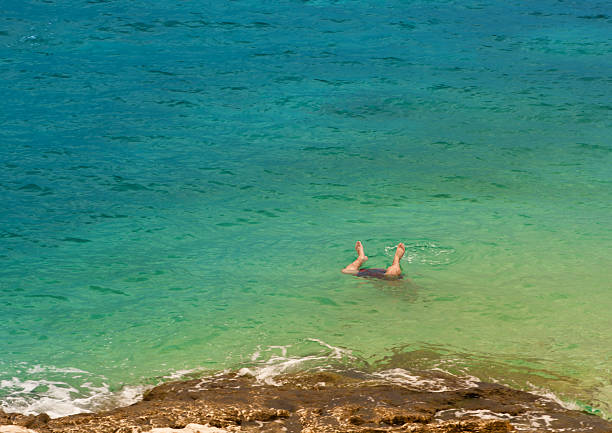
[1,371,611,433]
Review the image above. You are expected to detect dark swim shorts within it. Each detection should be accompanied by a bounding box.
[356,268,403,280]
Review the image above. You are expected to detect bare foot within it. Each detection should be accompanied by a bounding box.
[355,241,368,261]
[341,241,368,274]
[384,242,405,278]
[394,242,405,263]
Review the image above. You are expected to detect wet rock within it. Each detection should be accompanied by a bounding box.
[1,372,612,432]
[374,406,432,425]
[0,412,49,430]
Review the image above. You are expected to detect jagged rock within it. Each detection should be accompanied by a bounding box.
[1,372,612,433]
[0,412,49,430]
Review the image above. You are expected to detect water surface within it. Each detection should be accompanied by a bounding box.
[1,0,611,418]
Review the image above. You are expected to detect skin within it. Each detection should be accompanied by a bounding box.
[341,241,406,278]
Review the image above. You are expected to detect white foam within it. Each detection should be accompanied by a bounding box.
[25,365,88,375]
[307,338,353,359]
[384,241,455,265]
[0,340,353,419]
[372,368,479,392]
[163,367,206,382]
[529,414,556,429]
[250,348,261,362]
[441,408,511,421]
[526,383,582,412]
[237,339,354,385]
[0,374,146,419]
[238,354,321,385]
[436,408,567,432]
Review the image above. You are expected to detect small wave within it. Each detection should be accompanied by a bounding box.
[0,344,593,423]
[371,367,479,392]
[236,338,356,385]
[0,366,146,419]
[25,365,88,375]
[525,383,583,413]
[384,241,456,265]
[0,340,354,418]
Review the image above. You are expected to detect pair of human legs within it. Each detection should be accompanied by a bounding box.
[341,241,406,278]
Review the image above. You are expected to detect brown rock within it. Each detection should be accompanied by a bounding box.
[2,372,612,433]
[374,407,432,425]
[0,426,40,433]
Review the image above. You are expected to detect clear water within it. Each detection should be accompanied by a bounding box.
[1,0,611,419]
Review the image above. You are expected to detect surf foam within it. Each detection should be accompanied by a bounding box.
[237,338,356,385]
[0,367,145,419]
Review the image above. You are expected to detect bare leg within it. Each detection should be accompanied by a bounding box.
[341,241,368,274]
[384,243,405,278]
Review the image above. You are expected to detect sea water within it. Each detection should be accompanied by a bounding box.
[1,0,611,419]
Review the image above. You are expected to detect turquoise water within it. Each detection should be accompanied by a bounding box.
[1,0,611,418]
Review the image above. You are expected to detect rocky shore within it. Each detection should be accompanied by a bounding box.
[2,370,611,433]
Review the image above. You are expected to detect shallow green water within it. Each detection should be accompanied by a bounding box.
[1,0,611,418]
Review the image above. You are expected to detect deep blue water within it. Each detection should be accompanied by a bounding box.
[1,0,611,418]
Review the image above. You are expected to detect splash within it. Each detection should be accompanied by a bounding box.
[0,365,146,419]
[236,338,356,385]
[384,241,456,265]
[371,368,479,392]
